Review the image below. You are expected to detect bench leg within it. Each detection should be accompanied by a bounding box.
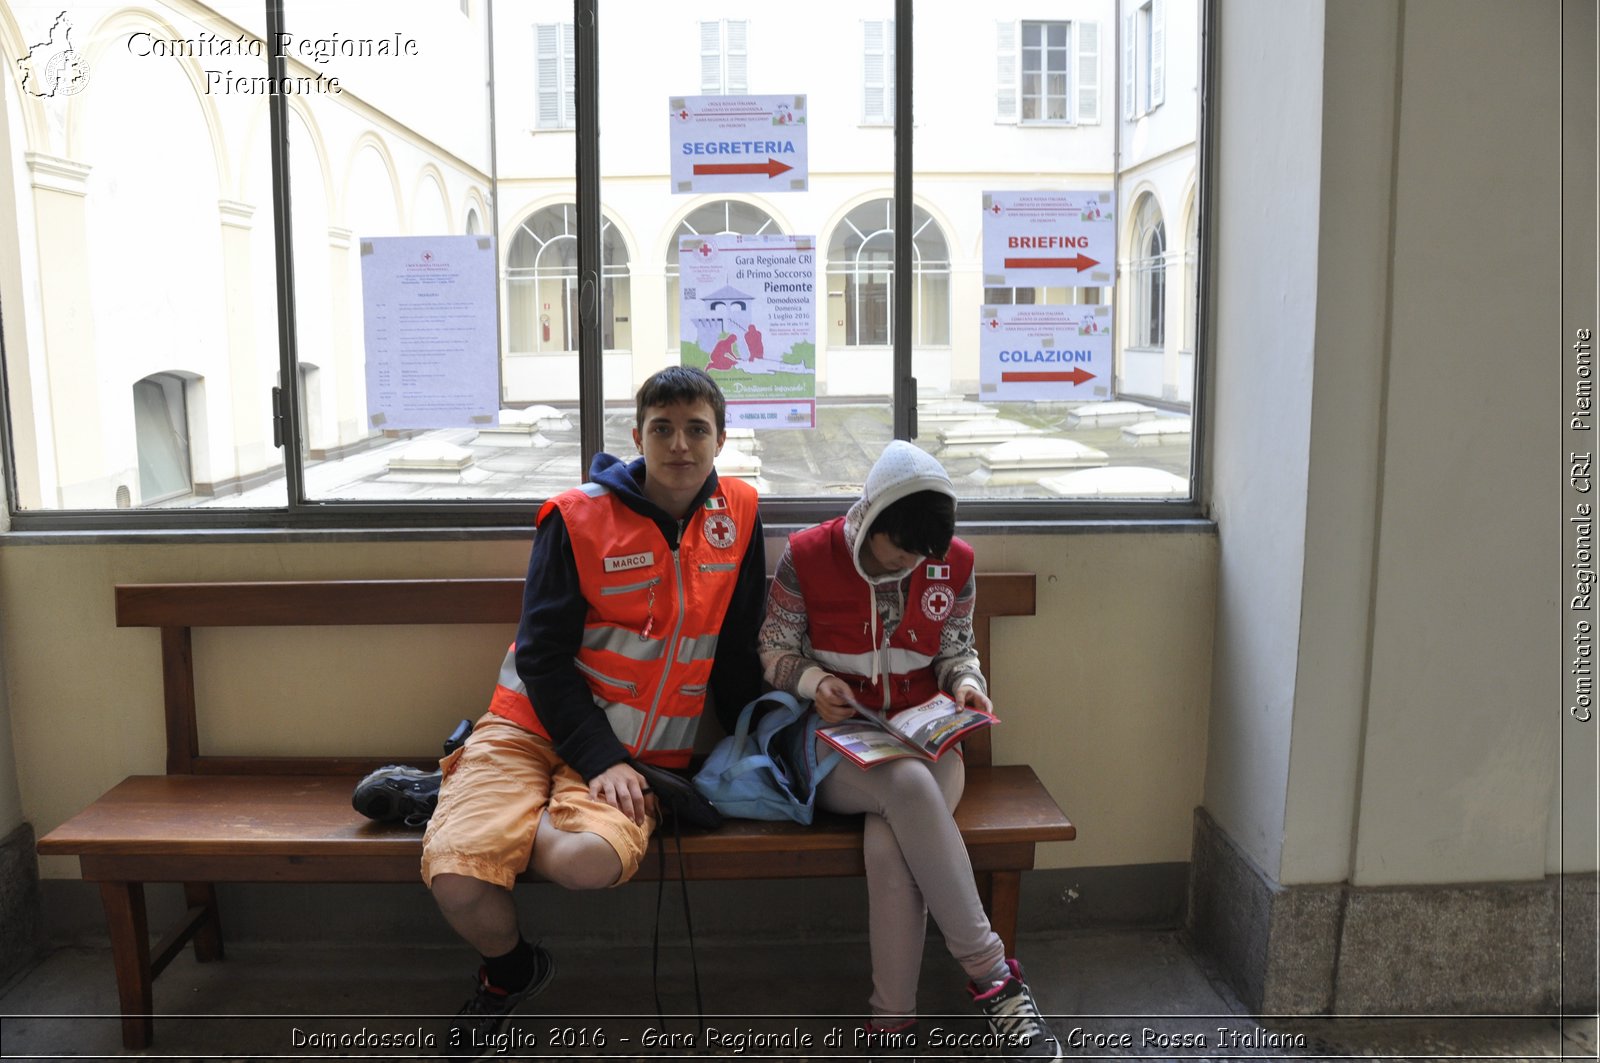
[184,882,225,962]
[989,871,1021,959]
[99,882,154,1050]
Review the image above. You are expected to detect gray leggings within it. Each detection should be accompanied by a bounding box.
[815,746,1007,1018]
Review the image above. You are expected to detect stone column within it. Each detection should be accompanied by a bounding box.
[25,153,111,508]
[216,199,274,489]
[326,225,363,452]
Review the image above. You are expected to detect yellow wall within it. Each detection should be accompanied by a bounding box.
[1,529,1215,878]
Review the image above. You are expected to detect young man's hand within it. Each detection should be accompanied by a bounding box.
[588,761,654,824]
[813,675,858,723]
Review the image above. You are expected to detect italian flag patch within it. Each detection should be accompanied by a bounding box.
[926,563,951,581]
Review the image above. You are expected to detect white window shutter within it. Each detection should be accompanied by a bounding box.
[536,23,559,127]
[1122,12,1137,119]
[1149,0,1166,109]
[1076,21,1100,125]
[887,20,896,118]
[560,22,574,125]
[700,21,722,94]
[996,21,1017,123]
[726,20,748,94]
[864,21,886,122]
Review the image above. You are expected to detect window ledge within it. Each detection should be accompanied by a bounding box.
[2,515,1215,546]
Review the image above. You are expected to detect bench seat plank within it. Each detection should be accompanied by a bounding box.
[40,765,1074,874]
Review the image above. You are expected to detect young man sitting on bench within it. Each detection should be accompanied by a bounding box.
[418,367,767,1053]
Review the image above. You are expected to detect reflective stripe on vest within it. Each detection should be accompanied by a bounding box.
[811,644,936,680]
[487,476,758,766]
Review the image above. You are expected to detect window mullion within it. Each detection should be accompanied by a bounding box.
[892,0,913,440]
[575,0,602,469]
[265,0,309,509]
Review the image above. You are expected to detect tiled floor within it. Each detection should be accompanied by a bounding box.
[0,928,1592,1060]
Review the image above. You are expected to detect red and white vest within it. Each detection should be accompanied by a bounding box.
[788,517,974,715]
[489,476,758,768]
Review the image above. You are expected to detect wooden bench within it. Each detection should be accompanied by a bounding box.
[38,575,1075,1049]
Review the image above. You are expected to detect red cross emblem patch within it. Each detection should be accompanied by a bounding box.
[703,513,737,550]
[921,584,954,621]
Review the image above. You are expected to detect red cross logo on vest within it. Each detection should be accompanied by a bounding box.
[921,584,954,621]
[703,513,737,549]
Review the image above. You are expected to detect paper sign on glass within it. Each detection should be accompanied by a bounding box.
[679,234,817,429]
[360,235,499,430]
[979,303,1113,402]
[982,190,1115,288]
[669,94,808,194]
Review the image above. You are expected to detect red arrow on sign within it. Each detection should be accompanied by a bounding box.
[692,157,794,179]
[1002,255,1100,271]
[1001,368,1096,385]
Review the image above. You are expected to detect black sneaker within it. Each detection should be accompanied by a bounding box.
[445,946,555,1058]
[351,765,441,827]
[966,958,1062,1060]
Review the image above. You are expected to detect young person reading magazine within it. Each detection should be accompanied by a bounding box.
[758,440,1061,1061]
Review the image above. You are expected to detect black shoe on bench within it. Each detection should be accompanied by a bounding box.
[351,765,442,827]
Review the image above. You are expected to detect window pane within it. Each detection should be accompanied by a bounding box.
[599,2,895,496]
[915,0,1202,501]
[3,4,286,510]
[279,0,535,501]
[2,0,1205,518]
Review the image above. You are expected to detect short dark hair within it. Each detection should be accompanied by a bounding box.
[869,490,957,560]
[635,365,726,432]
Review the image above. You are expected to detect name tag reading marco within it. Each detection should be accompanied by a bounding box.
[604,552,656,573]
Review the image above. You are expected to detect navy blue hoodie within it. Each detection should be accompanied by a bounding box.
[512,452,767,780]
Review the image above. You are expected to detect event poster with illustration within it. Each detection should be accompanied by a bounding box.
[979,303,1113,403]
[679,234,817,429]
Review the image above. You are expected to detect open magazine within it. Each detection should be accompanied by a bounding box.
[817,692,997,767]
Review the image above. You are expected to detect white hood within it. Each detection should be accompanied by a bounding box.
[842,440,958,585]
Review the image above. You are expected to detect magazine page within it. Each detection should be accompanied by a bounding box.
[885,694,997,758]
[817,721,926,766]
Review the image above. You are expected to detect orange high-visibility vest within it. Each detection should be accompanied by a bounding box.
[488,476,758,768]
[789,517,975,715]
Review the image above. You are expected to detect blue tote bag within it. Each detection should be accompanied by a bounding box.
[692,692,841,824]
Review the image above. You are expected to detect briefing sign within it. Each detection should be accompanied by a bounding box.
[980,303,1113,403]
[669,94,808,194]
[679,234,817,430]
[982,190,1115,288]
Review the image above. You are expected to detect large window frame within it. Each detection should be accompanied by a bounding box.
[0,0,1214,533]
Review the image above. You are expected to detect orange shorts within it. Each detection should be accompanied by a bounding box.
[420,713,656,890]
